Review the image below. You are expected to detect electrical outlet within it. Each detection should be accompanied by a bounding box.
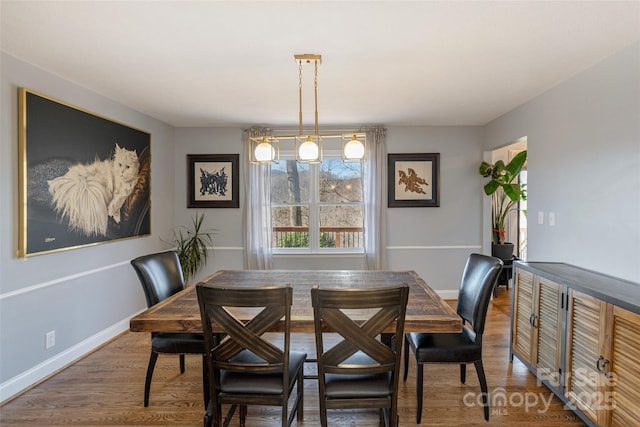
[45,330,55,349]
[537,211,544,225]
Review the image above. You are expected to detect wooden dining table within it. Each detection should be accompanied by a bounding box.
[130,269,461,334]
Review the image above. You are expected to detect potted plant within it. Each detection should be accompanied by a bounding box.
[171,211,215,282]
[478,150,527,260]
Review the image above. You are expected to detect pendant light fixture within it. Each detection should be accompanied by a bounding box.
[294,54,323,164]
[248,135,279,164]
[342,133,366,161]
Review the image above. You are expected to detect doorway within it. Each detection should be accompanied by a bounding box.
[490,138,527,261]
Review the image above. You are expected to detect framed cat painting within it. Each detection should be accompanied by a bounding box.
[18,88,151,257]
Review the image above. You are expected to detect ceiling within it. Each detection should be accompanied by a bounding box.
[2,1,639,128]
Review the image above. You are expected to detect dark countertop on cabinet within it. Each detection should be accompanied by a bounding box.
[514,261,640,315]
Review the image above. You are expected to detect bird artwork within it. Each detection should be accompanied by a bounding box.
[398,168,429,194]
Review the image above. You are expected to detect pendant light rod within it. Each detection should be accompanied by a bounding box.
[294,54,322,136]
[314,58,319,136]
[294,53,323,163]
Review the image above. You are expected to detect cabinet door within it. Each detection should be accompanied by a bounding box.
[532,277,563,390]
[565,289,607,425]
[512,269,535,364]
[602,305,640,427]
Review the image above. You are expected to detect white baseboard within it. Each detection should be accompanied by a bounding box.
[0,318,131,404]
[436,290,459,300]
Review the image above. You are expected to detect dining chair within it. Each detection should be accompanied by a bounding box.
[130,250,208,407]
[403,253,503,423]
[196,284,305,427]
[311,284,410,427]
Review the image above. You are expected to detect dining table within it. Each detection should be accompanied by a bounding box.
[129,269,462,334]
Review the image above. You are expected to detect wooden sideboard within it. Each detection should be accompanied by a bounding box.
[511,262,640,427]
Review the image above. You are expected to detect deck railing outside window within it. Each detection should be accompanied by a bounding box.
[273,226,363,248]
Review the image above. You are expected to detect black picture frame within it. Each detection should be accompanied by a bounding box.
[18,88,151,257]
[388,153,440,207]
[187,154,239,208]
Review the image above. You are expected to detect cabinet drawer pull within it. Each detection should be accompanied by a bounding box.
[596,356,604,373]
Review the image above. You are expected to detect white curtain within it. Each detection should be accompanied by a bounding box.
[363,126,387,270]
[243,128,273,269]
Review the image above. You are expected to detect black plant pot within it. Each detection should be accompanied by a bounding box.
[492,243,514,260]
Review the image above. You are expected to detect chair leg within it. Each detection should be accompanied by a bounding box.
[319,394,328,427]
[179,354,185,374]
[390,401,399,427]
[460,363,466,384]
[282,402,288,427]
[240,405,247,426]
[416,363,424,424]
[474,360,490,421]
[203,399,213,427]
[144,351,159,407]
[296,369,304,422]
[201,355,210,408]
[403,336,410,382]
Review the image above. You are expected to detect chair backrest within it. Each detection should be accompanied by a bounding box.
[196,285,293,382]
[131,251,185,308]
[456,253,504,335]
[311,284,409,379]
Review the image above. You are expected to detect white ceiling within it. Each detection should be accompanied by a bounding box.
[2,1,639,128]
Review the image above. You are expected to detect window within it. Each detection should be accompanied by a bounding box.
[271,154,364,252]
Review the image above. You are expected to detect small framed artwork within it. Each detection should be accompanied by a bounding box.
[18,88,151,257]
[187,154,239,208]
[388,153,440,207]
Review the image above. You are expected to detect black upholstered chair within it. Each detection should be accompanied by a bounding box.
[197,285,305,427]
[311,284,410,427]
[403,253,503,423]
[131,251,207,407]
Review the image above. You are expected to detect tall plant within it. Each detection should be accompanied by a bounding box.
[172,211,215,282]
[479,150,527,245]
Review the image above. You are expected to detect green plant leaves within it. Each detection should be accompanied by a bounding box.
[479,150,527,244]
[173,211,215,282]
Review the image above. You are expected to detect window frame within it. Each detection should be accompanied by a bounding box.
[271,149,365,255]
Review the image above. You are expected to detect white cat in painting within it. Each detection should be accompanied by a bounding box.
[48,143,140,237]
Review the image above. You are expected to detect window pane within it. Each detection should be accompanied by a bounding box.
[272,206,309,248]
[271,160,310,203]
[319,160,362,203]
[319,205,363,248]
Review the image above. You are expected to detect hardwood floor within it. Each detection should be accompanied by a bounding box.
[0,288,586,426]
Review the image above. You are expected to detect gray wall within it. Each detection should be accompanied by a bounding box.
[484,42,640,283]
[173,126,485,292]
[0,54,175,399]
[1,41,638,402]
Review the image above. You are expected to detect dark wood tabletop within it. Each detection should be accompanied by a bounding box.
[129,269,461,334]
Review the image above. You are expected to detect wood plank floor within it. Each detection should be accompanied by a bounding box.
[0,288,586,426]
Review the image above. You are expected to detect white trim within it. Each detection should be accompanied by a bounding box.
[0,316,136,404]
[436,290,459,300]
[0,247,245,301]
[387,245,481,250]
[272,253,364,258]
[0,261,129,301]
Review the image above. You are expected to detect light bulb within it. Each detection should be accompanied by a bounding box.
[299,136,319,160]
[344,136,365,160]
[254,141,275,162]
